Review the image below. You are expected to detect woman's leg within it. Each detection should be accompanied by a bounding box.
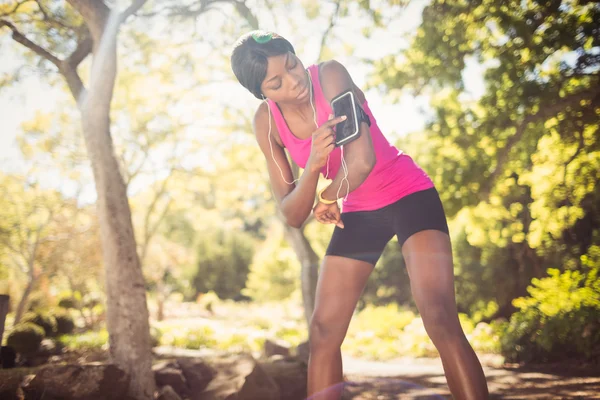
[402,229,489,400]
[307,255,374,400]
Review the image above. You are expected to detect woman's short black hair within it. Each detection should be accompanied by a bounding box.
[231,30,296,100]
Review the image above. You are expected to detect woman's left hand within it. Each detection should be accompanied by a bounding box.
[313,201,344,229]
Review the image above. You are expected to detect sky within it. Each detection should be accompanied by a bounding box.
[0,0,486,198]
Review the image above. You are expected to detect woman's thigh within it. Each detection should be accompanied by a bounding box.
[310,255,375,347]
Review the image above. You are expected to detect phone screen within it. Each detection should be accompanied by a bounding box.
[331,91,360,146]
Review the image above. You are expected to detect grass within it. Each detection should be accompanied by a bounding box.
[8,297,501,361]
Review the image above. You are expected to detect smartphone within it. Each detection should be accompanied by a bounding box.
[331,90,361,147]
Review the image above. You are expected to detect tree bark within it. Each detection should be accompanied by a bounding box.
[0,295,8,347]
[65,1,154,399]
[283,226,319,327]
[13,277,36,325]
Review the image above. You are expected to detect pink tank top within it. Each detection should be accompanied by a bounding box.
[268,64,434,213]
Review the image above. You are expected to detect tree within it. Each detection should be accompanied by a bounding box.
[0,173,67,324]
[1,1,155,397]
[370,0,600,316]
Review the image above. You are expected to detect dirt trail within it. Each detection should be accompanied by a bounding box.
[342,355,600,399]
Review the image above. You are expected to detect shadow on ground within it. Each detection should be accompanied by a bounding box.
[343,362,600,399]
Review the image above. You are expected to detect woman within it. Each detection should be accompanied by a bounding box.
[230,30,489,400]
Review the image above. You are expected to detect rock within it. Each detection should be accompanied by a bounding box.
[1,345,17,368]
[38,339,58,356]
[153,361,190,399]
[27,354,50,367]
[0,368,38,400]
[295,341,310,365]
[263,339,290,358]
[177,358,215,398]
[260,358,307,400]
[157,385,182,400]
[199,353,279,400]
[21,363,129,400]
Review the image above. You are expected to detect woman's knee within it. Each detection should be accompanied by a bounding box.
[309,313,346,352]
[420,303,465,343]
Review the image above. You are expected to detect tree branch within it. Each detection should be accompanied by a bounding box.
[318,0,342,62]
[67,34,92,68]
[0,19,61,67]
[482,85,600,197]
[119,0,148,24]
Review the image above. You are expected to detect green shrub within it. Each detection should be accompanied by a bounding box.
[197,291,221,313]
[53,311,75,335]
[58,330,109,350]
[214,333,265,354]
[150,325,162,348]
[501,267,600,363]
[468,321,503,354]
[21,311,57,337]
[273,322,304,347]
[191,227,255,300]
[160,325,217,349]
[6,323,45,355]
[350,304,416,340]
[243,224,300,302]
[26,292,50,312]
[58,296,77,309]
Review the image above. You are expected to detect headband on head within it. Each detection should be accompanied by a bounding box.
[251,31,281,44]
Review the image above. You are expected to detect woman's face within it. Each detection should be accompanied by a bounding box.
[260,52,310,104]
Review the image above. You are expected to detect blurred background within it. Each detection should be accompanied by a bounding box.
[0,0,598,393]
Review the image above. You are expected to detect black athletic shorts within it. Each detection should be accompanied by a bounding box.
[325,187,449,265]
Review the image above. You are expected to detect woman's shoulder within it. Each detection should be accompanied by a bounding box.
[316,59,347,78]
[253,101,284,147]
[314,59,357,102]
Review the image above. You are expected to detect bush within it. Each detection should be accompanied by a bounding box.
[26,292,50,312]
[6,323,45,355]
[197,291,220,313]
[243,224,300,302]
[21,311,57,337]
[150,325,162,348]
[58,330,109,350]
[53,311,75,335]
[160,325,217,349]
[501,266,600,363]
[58,296,77,309]
[350,304,415,340]
[191,227,255,300]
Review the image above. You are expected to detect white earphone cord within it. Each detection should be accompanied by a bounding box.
[264,70,350,201]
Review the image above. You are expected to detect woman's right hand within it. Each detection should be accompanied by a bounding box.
[307,114,347,173]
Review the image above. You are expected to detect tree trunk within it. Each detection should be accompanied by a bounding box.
[79,48,155,400]
[13,277,36,325]
[67,2,155,398]
[0,295,10,346]
[280,161,320,327]
[283,226,319,327]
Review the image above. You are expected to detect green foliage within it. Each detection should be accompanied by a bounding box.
[6,323,45,355]
[21,311,57,338]
[213,333,265,354]
[190,227,255,300]
[150,325,162,348]
[53,310,75,335]
[342,304,501,360]
[501,264,600,363]
[26,292,50,313]
[159,325,217,349]
[58,330,109,351]
[371,0,600,324]
[58,296,77,309]
[243,224,300,302]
